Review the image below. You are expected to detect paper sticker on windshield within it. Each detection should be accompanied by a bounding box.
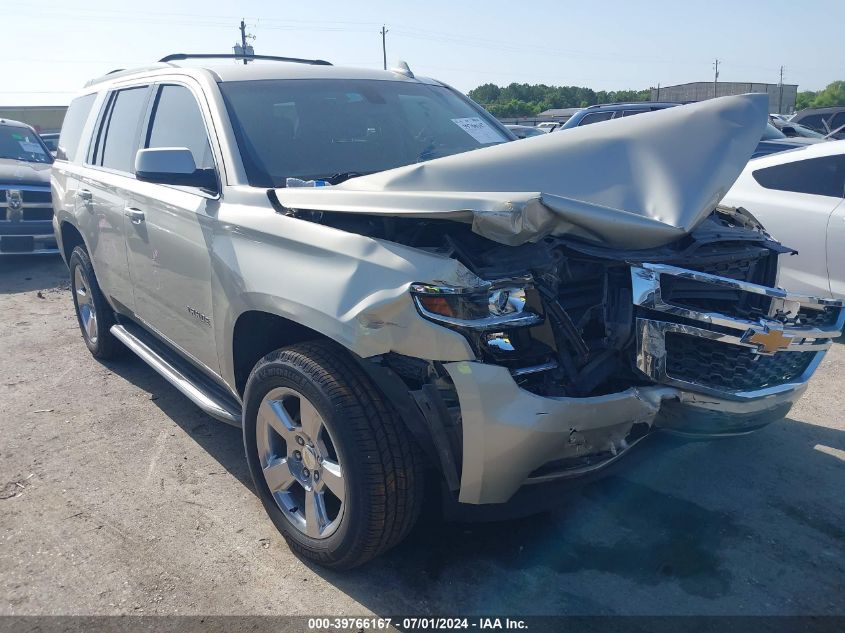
[19,141,46,154]
[451,117,506,144]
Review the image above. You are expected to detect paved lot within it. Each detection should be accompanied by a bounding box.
[1,255,843,616]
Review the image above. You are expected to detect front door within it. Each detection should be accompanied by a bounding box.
[124,82,221,374]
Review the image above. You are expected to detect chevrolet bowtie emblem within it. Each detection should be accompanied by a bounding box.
[742,328,794,354]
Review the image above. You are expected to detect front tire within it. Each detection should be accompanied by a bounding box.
[243,340,423,569]
[69,246,120,360]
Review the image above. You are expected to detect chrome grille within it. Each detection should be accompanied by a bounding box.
[0,186,53,222]
[665,332,817,392]
[632,263,844,400]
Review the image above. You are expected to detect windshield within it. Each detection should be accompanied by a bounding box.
[220,79,509,187]
[0,125,53,164]
[791,124,826,139]
[521,127,545,137]
[761,122,787,140]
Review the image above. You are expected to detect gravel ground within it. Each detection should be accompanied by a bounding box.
[1,255,843,616]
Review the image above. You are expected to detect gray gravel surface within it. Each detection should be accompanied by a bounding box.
[1,255,843,616]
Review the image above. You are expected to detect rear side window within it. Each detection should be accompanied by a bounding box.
[752,155,845,198]
[622,109,649,117]
[578,111,614,126]
[96,87,149,173]
[57,93,96,162]
[144,84,214,170]
[794,114,826,133]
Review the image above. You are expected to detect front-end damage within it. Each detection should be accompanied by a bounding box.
[360,207,843,504]
[263,94,843,506]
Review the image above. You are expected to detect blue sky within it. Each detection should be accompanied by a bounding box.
[2,0,842,106]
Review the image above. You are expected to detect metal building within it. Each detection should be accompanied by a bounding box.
[650,82,798,114]
[0,105,68,133]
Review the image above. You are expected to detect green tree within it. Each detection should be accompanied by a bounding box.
[811,81,845,107]
[795,90,817,111]
[794,81,845,111]
[467,82,650,117]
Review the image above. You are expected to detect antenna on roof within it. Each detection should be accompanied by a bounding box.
[391,60,414,78]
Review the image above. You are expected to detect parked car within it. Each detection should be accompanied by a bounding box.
[561,104,824,159]
[39,132,60,154]
[52,57,843,569]
[0,118,58,254]
[505,124,545,139]
[791,106,845,140]
[721,141,845,299]
[753,122,826,158]
[557,102,681,129]
[535,121,560,133]
[769,115,826,139]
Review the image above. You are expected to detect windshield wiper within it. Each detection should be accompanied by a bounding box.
[325,171,372,185]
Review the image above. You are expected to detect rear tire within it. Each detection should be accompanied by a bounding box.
[69,246,120,360]
[243,340,424,569]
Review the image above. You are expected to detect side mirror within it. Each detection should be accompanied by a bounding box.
[135,147,217,192]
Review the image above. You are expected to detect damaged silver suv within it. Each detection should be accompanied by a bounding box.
[52,54,844,569]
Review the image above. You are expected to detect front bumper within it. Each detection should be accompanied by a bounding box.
[0,232,59,254]
[445,361,809,505]
[443,263,843,506]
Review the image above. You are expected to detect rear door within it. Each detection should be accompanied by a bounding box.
[53,93,98,225]
[749,154,845,297]
[123,81,221,373]
[80,85,152,312]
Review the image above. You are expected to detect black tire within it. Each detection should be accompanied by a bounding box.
[69,245,120,360]
[243,340,424,569]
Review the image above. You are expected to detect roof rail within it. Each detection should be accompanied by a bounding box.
[586,101,683,109]
[84,63,174,88]
[159,53,332,66]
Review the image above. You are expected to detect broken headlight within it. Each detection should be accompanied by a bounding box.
[410,279,541,330]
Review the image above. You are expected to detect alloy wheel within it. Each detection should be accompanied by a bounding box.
[73,265,98,344]
[256,387,346,539]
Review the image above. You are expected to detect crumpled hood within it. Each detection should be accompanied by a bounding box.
[274,94,768,249]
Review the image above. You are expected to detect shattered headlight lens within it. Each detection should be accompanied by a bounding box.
[410,281,540,330]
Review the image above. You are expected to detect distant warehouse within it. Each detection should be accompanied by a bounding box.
[651,82,797,114]
[0,105,67,133]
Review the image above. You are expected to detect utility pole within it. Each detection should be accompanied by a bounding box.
[778,65,785,114]
[235,19,255,64]
[656,82,660,100]
[713,58,720,98]
[380,25,389,70]
[240,19,248,65]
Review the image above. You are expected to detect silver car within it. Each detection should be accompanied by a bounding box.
[52,55,843,568]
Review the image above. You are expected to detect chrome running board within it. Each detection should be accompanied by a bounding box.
[110,324,242,426]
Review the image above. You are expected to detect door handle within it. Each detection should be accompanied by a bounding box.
[76,189,94,213]
[124,207,145,224]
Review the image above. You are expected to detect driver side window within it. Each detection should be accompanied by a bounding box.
[145,84,215,171]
